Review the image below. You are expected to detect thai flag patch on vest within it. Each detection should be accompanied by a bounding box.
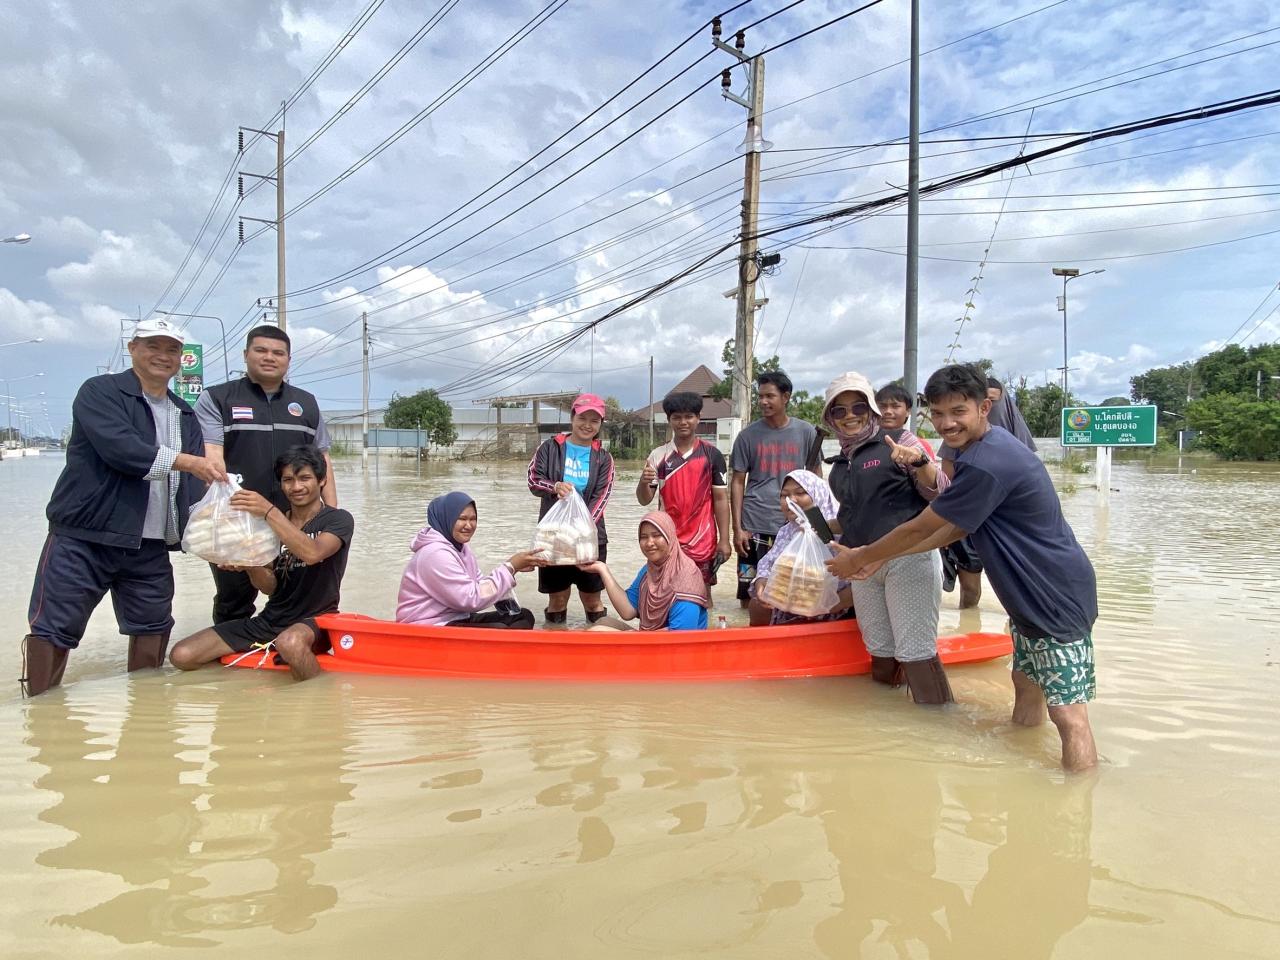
[231,406,254,420]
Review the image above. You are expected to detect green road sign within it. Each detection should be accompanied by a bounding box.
[1060,405,1157,446]
[174,342,204,407]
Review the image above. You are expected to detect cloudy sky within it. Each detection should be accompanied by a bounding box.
[2,0,1277,431]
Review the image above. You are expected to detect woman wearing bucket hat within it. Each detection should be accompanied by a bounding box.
[527,393,615,624]
[821,371,953,704]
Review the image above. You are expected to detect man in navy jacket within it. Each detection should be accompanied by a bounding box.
[21,318,224,696]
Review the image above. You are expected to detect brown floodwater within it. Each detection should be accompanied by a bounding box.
[1,452,1277,959]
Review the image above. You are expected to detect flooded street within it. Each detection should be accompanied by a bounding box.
[2,452,1278,958]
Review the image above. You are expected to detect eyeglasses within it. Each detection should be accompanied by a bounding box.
[828,402,871,420]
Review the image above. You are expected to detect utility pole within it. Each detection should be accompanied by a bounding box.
[648,355,655,448]
[714,18,771,427]
[361,311,370,472]
[904,0,921,430]
[237,108,287,331]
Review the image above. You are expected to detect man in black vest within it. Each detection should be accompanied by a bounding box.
[195,325,338,622]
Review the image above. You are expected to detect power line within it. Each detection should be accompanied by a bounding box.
[849,225,1280,264]
[282,0,764,300]
[1237,300,1280,345]
[437,86,1280,397]
[278,0,886,315]
[285,0,463,166]
[146,0,387,317]
[242,0,1095,350]
[1223,281,1280,342]
[240,0,569,255]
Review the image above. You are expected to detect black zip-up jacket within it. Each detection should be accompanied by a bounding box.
[828,429,929,547]
[527,434,615,544]
[46,369,204,549]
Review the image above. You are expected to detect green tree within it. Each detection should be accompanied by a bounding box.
[789,389,826,427]
[384,389,458,447]
[1016,383,1073,437]
[1186,393,1280,460]
[603,395,646,458]
[1099,396,1130,406]
[1130,361,1194,411]
[707,339,784,418]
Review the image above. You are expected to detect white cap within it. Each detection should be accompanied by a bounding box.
[131,317,185,344]
[822,371,882,421]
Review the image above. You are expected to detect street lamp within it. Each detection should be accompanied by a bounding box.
[1,233,32,244]
[1,373,44,445]
[0,337,44,349]
[1051,267,1105,404]
[155,310,229,381]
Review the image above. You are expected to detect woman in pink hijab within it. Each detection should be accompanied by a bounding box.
[578,511,710,631]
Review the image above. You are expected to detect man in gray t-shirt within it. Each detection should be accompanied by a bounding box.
[729,372,823,611]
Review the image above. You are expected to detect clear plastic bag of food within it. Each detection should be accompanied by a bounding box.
[181,479,281,567]
[759,500,840,617]
[530,488,599,565]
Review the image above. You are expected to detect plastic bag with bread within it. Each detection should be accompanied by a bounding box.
[181,479,281,567]
[758,499,841,617]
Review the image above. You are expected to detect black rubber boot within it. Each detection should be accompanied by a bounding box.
[127,632,170,672]
[585,606,610,624]
[21,635,69,698]
[902,656,955,705]
[870,655,905,687]
[544,608,567,625]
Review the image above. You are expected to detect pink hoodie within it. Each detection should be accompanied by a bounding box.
[396,527,517,626]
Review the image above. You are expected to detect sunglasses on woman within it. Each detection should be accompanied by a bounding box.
[829,402,871,420]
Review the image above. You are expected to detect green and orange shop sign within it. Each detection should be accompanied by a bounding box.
[173,343,204,407]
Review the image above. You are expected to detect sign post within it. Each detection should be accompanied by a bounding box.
[1060,404,1157,503]
[174,343,204,408]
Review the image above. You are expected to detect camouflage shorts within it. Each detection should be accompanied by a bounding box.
[1010,624,1096,707]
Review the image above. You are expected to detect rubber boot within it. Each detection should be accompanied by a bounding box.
[585,606,609,624]
[902,656,955,705]
[21,635,69,698]
[870,655,905,688]
[544,608,567,625]
[127,632,170,672]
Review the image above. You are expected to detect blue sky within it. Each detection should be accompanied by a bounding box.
[1,0,1277,431]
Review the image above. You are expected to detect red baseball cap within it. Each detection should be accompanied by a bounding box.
[572,393,606,418]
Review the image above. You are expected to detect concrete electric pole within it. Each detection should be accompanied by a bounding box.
[904,0,921,429]
[362,311,370,472]
[714,18,771,426]
[237,112,287,331]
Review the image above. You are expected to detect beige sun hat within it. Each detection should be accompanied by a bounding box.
[821,371,882,422]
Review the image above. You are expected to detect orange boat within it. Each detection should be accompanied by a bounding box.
[222,612,1011,681]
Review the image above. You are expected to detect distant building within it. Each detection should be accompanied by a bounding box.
[633,364,735,440]
[323,397,575,459]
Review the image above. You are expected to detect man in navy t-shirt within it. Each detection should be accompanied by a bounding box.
[828,364,1098,772]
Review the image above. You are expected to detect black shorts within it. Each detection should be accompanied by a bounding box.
[28,534,174,649]
[736,533,777,601]
[538,543,608,595]
[213,616,331,654]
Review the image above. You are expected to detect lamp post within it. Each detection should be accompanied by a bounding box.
[0,337,44,349]
[1051,267,1105,404]
[155,311,229,381]
[1,373,44,445]
[1,233,32,244]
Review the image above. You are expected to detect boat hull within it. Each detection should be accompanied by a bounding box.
[221,613,1011,681]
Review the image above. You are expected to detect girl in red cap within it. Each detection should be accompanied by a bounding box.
[527,393,615,624]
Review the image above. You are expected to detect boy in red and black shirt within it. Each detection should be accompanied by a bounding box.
[637,392,732,583]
